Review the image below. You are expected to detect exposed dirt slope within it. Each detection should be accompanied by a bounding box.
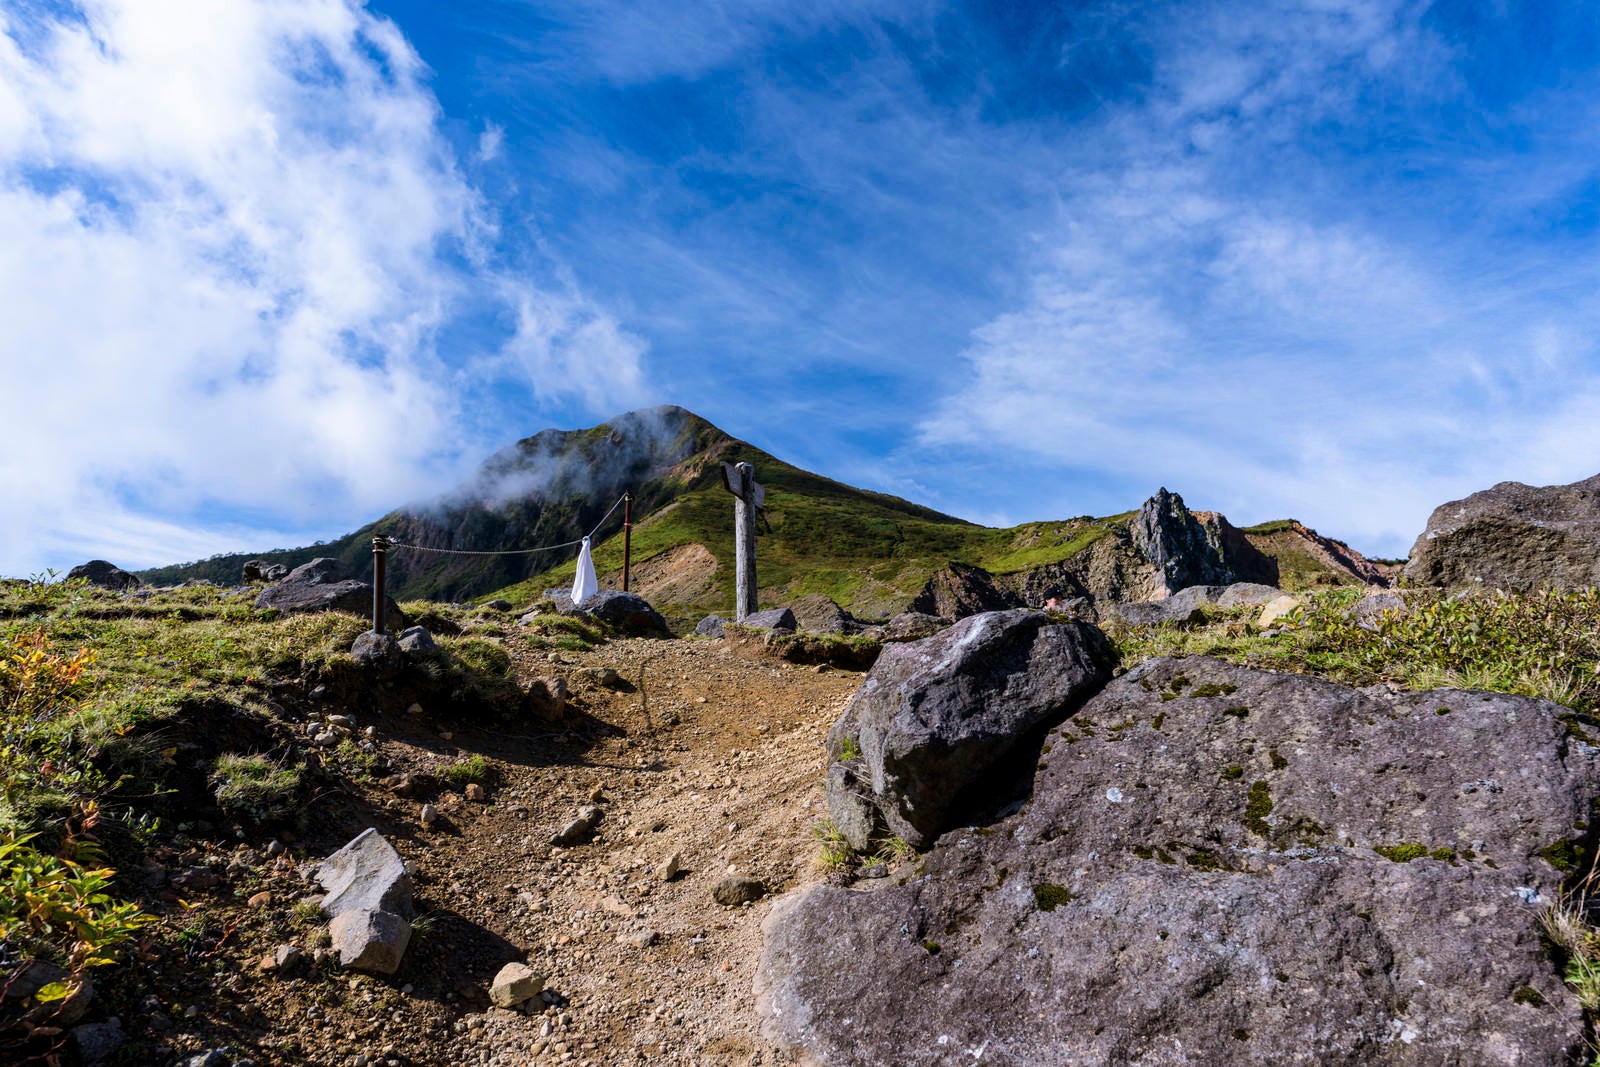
[125,637,865,1067]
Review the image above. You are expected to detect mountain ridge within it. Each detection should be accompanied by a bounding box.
[137,405,1388,619]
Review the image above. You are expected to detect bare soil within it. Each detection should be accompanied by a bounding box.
[117,635,868,1067]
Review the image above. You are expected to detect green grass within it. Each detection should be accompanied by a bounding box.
[1110,587,1600,716]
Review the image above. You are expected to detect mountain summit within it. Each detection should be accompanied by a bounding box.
[139,406,1388,619]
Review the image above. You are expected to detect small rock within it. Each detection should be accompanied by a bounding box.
[712,876,766,906]
[248,890,272,908]
[181,1051,228,1067]
[420,803,439,828]
[406,703,424,716]
[551,812,597,847]
[656,852,682,882]
[489,962,545,1008]
[484,600,513,613]
[465,783,486,803]
[274,944,305,975]
[622,928,659,948]
[71,1017,123,1064]
[265,840,286,857]
[397,626,436,655]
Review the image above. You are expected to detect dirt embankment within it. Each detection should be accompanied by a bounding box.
[126,636,865,1067]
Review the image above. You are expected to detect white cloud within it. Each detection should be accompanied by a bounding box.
[0,0,649,573]
[918,2,1600,557]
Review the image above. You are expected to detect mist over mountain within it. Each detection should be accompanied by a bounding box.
[138,406,1384,620]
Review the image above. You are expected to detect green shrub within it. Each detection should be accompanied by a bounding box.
[442,754,489,788]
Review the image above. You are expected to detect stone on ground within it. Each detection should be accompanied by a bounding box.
[66,560,140,590]
[489,962,545,1008]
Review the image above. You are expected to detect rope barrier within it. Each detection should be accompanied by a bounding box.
[386,493,630,558]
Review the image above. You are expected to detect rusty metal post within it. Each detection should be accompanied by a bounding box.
[371,536,389,635]
[622,492,633,592]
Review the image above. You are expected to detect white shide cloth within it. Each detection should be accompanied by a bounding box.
[572,536,599,607]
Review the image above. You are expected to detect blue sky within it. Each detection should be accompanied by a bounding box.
[4,0,1600,574]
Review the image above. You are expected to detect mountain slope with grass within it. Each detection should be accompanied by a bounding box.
[139,406,1388,622]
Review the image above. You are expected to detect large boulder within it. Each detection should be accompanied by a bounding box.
[315,829,414,975]
[1404,473,1600,592]
[66,560,139,590]
[825,610,1115,850]
[584,590,669,635]
[256,558,406,632]
[762,657,1599,1065]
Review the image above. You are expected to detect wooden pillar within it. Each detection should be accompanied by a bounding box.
[721,462,764,622]
[622,492,633,593]
[371,536,390,635]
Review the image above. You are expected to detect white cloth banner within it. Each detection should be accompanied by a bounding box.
[572,536,599,607]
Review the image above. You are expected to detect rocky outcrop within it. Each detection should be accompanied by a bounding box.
[256,558,406,632]
[315,829,413,975]
[1135,489,1276,594]
[825,610,1115,850]
[909,562,1011,620]
[66,560,140,590]
[763,657,1598,1065]
[1404,473,1600,592]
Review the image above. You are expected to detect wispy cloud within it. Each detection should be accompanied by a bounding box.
[914,1,1600,555]
[0,0,650,572]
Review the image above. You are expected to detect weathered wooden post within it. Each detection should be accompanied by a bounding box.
[371,535,391,635]
[720,461,763,622]
[622,491,633,593]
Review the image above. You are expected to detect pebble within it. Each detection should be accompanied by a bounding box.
[656,852,681,882]
[421,803,439,828]
[248,890,272,908]
[465,783,486,803]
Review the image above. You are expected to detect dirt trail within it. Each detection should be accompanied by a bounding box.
[153,635,865,1067]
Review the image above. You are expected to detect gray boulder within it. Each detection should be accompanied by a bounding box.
[315,828,414,975]
[789,594,856,633]
[71,1017,123,1064]
[66,560,139,590]
[741,607,797,632]
[540,588,579,614]
[350,631,401,670]
[241,559,289,583]
[1106,581,1284,627]
[396,626,436,655]
[826,610,1114,850]
[695,614,725,638]
[1215,581,1285,607]
[1404,472,1600,592]
[762,657,1598,1066]
[880,612,947,643]
[585,590,670,635]
[256,557,406,632]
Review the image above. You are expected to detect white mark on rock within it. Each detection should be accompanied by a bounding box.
[1106,788,1125,803]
